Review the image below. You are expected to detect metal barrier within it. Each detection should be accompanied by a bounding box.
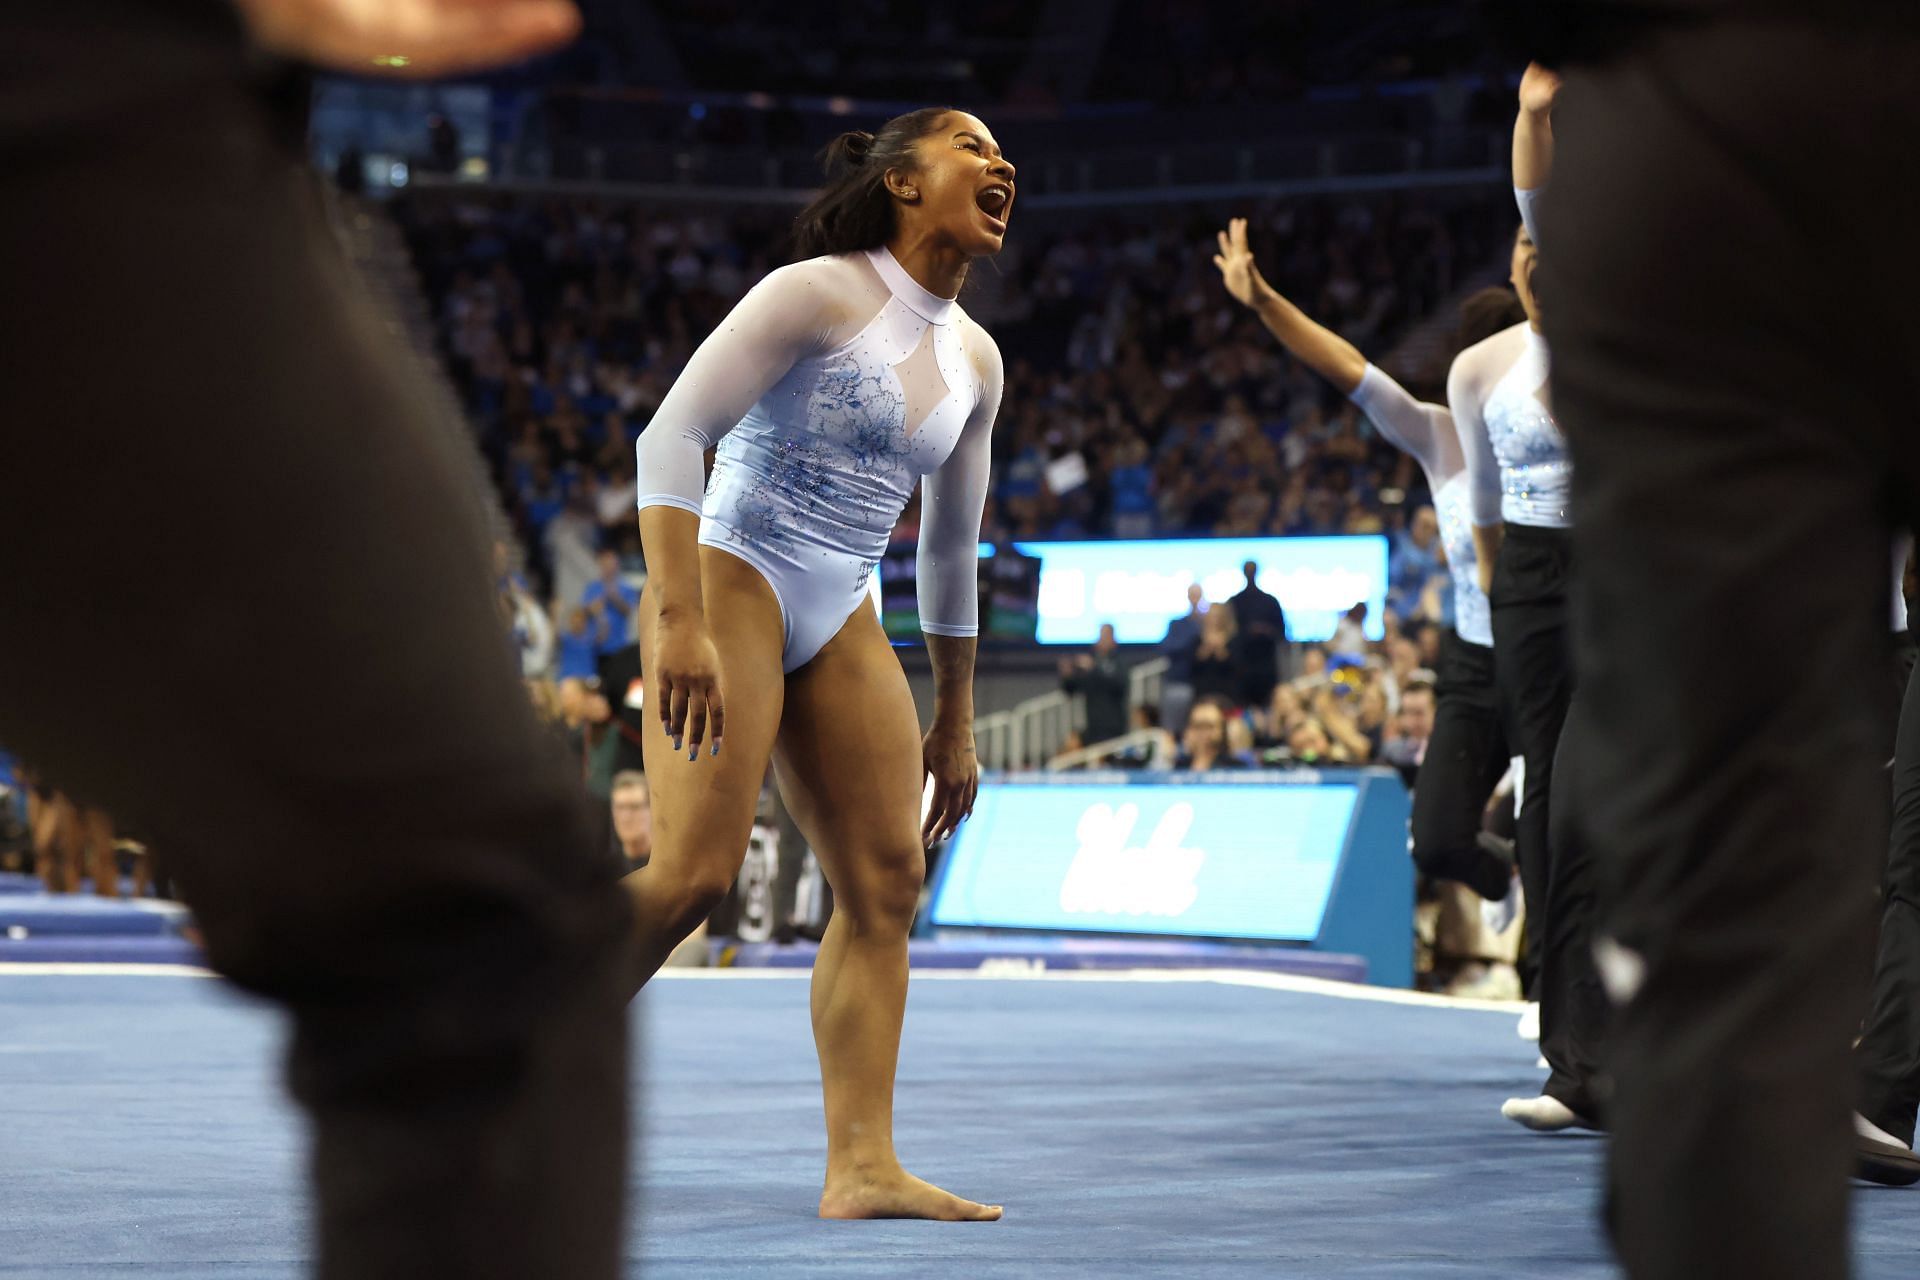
[976,660,1171,773]
[974,690,1080,772]
[1047,728,1176,772]
[1129,657,1169,718]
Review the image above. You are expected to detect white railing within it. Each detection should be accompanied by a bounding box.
[975,659,1172,773]
[1047,728,1178,772]
[974,690,1080,772]
[1129,657,1169,715]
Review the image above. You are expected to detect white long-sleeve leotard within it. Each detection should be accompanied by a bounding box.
[1449,322,1569,529]
[635,246,1002,671]
[1348,364,1492,647]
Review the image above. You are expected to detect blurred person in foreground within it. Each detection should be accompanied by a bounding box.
[0,2,637,1277]
[1499,4,1920,1275]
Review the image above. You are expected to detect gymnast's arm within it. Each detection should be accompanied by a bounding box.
[1213,217,1366,394]
[1212,216,1453,478]
[1448,347,1506,595]
[1513,62,1561,243]
[916,324,1003,844]
[634,262,845,754]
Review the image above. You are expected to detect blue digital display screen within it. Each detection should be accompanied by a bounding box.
[1006,536,1388,645]
[929,779,1360,942]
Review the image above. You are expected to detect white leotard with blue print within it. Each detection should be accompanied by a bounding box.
[635,247,1002,672]
[1348,365,1492,648]
[1450,323,1569,529]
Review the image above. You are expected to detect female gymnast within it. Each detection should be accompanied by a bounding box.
[1450,166,1605,1132]
[1211,216,1524,901]
[627,107,1012,1221]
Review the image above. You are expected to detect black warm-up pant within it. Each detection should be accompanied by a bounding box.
[1,7,635,1278]
[1858,653,1920,1145]
[1490,522,1574,989]
[1410,630,1511,900]
[1543,13,1920,1280]
[1539,695,1610,1119]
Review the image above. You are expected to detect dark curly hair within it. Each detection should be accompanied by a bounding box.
[790,107,956,261]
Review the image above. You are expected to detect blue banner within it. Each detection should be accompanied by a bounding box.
[930,779,1360,942]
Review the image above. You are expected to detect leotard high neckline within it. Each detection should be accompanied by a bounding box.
[865,246,956,325]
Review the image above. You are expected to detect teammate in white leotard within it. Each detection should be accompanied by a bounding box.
[1211,215,1525,900]
[628,108,1011,1222]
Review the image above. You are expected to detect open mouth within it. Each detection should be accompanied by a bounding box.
[974,183,1013,230]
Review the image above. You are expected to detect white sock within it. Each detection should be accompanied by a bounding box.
[1502,1095,1588,1132]
[1481,872,1522,936]
[1516,1001,1540,1042]
[1855,1111,1912,1150]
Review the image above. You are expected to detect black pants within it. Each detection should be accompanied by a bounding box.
[1539,696,1610,1118]
[1544,15,1920,1279]
[1490,522,1574,987]
[1858,653,1920,1144]
[1,9,635,1278]
[1410,630,1511,900]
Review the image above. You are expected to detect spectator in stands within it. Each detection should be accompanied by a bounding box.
[1159,584,1207,735]
[610,772,706,967]
[1175,697,1252,772]
[1297,643,1330,681]
[1329,602,1370,657]
[1389,505,1445,623]
[1303,684,1372,763]
[1228,560,1286,707]
[610,771,654,869]
[1380,679,1437,779]
[1191,600,1242,708]
[581,549,639,656]
[1355,683,1391,759]
[1060,623,1131,746]
[556,605,604,681]
[1260,682,1309,746]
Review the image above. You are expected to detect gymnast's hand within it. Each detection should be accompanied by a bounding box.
[1518,62,1562,119]
[920,721,978,848]
[1212,217,1266,310]
[653,612,726,763]
[231,0,581,78]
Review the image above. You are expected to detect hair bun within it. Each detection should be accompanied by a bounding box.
[822,130,877,176]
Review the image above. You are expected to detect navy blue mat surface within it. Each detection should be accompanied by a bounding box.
[3,972,1917,1278]
[0,935,204,964]
[0,893,187,937]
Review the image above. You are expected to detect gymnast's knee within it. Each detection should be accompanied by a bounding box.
[835,845,925,936]
[642,861,736,942]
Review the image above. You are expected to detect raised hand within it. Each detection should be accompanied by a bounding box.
[1212,217,1263,309]
[1519,62,1562,118]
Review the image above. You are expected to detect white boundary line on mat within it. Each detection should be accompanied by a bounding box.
[652,966,1521,1013]
[0,962,1523,1014]
[0,962,216,978]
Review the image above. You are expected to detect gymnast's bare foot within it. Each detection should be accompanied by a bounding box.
[819,1165,1002,1221]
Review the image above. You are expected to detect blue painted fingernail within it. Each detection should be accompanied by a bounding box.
[673,735,683,751]
[710,742,719,757]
